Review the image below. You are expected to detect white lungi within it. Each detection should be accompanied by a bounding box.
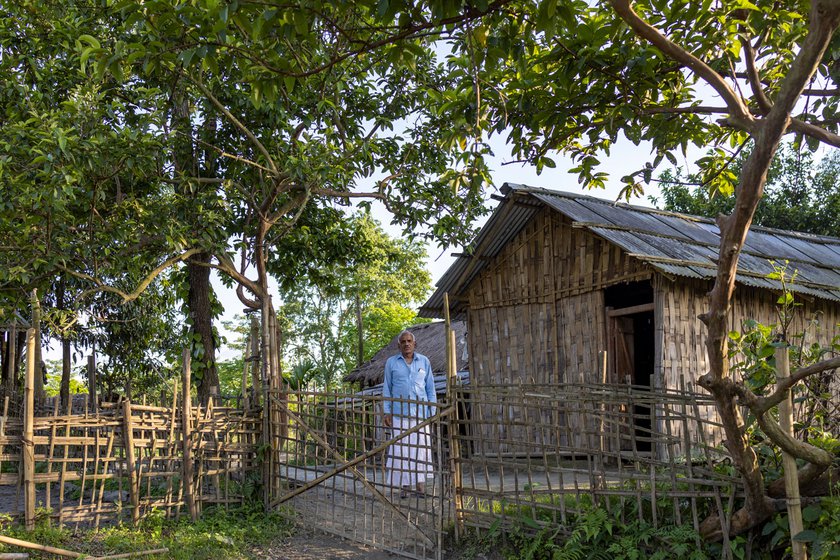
[387,415,432,488]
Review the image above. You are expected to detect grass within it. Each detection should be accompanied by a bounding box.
[0,505,295,560]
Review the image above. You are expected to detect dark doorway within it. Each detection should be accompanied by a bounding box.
[605,282,655,454]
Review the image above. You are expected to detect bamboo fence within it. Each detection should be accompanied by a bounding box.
[0,382,261,529]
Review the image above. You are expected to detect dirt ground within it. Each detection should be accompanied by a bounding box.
[257,528,397,559]
[256,526,484,560]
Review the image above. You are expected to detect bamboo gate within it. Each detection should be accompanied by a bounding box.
[0,326,745,560]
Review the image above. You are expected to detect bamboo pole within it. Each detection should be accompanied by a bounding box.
[0,535,84,559]
[249,315,261,408]
[121,399,140,525]
[182,348,198,521]
[443,293,464,540]
[259,297,271,509]
[597,349,608,486]
[0,536,166,560]
[31,292,44,403]
[23,326,35,532]
[776,345,807,560]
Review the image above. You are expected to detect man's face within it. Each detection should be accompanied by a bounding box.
[398,334,415,358]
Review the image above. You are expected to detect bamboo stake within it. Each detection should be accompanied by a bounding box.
[776,345,807,560]
[23,326,35,532]
[249,315,261,408]
[0,553,30,559]
[443,293,464,540]
[31,291,44,403]
[122,399,140,525]
[182,348,198,521]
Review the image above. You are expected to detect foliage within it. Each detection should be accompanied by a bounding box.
[44,359,86,398]
[0,505,293,560]
[459,505,711,560]
[276,213,431,388]
[653,143,840,235]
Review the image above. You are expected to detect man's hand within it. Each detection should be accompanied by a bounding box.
[383,414,392,428]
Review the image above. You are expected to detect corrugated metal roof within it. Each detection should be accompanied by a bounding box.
[420,183,840,317]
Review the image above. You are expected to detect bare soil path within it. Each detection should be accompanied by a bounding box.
[254,528,399,559]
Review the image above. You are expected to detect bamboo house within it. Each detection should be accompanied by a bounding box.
[419,183,840,456]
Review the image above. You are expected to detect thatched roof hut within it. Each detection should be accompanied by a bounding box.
[343,321,468,387]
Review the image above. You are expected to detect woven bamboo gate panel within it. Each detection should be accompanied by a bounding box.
[0,399,260,528]
[449,382,743,549]
[269,390,450,560]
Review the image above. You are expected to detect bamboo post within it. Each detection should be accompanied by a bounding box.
[776,345,807,560]
[121,399,140,525]
[597,349,608,483]
[240,332,250,410]
[249,315,261,408]
[22,327,35,532]
[31,292,44,403]
[87,354,97,410]
[181,348,198,521]
[443,293,464,540]
[259,298,271,509]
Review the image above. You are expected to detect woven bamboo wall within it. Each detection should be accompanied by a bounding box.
[466,209,649,387]
[465,210,650,454]
[659,276,840,435]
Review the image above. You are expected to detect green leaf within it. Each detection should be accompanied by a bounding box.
[793,530,819,542]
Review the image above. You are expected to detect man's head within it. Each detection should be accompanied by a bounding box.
[398,330,416,359]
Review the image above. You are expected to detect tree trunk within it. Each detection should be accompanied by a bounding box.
[56,276,71,413]
[188,253,219,404]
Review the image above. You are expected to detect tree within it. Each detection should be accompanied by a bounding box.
[276,213,431,388]
[654,142,840,236]
[79,0,502,400]
[0,0,188,401]
[441,0,840,538]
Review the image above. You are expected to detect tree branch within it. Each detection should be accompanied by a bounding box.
[310,187,386,199]
[755,355,840,414]
[63,249,203,303]
[757,412,835,466]
[190,77,279,175]
[743,36,773,114]
[608,0,754,126]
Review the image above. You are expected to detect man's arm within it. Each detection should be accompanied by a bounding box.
[425,358,437,403]
[382,358,393,428]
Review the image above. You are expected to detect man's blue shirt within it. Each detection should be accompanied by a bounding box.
[382,352,436,419]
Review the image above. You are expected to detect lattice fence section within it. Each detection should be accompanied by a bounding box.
[0,398,260,528]
[449,382,743,549]
[268,390,451,560]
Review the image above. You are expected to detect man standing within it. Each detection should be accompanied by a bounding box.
[383,330,437,498]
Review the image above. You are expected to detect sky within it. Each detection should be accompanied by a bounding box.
[209,130,678,358]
